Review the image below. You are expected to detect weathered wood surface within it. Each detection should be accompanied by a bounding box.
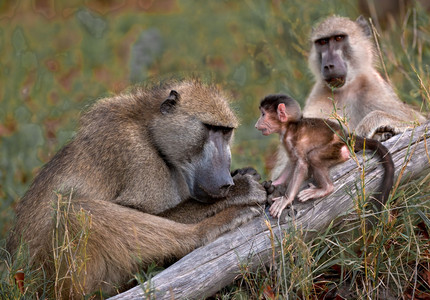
[110,121,430,300]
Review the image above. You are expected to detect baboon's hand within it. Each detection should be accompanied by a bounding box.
[269,196,293,218]
[228,168,266,206]
[371,126,398,142]
[262,180,275,195]
[355,111,412,142]
[199,204,263,244]
[231,167,261,182]
[262,180,286,205]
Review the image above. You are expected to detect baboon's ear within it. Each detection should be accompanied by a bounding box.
[277,103,288,123]
[160,90,180,115]
[356,15,372,37]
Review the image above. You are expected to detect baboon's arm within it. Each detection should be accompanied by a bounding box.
[159,170,267,223]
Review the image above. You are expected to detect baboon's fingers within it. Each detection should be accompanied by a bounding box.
[297,188,317,202]
[232,166,261,181]
[262,180,275,193]
[269,196,291,218]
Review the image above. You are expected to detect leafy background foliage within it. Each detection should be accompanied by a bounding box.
[0,0,429,254]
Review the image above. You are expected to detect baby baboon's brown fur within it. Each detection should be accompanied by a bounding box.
[6,79,267,298]
[256,94,394,218]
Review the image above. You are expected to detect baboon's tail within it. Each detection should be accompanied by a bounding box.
[353,136,395,210]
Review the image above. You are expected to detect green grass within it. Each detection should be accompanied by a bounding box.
[0,0,429,298]
[226,179,430,299]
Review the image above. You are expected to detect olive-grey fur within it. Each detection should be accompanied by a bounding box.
[6,79,266,298]
[305,16,426,138]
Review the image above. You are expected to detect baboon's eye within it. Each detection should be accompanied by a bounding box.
[334,35,345,42]
[316,38,328,46]
[205,124,233,135]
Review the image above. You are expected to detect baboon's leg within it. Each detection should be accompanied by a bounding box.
[60,199,260,296]
[297,144,345,202]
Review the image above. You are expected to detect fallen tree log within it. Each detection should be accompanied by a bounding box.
[110,121,430,300]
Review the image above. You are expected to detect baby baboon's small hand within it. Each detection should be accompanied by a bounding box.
[269,195,293,218]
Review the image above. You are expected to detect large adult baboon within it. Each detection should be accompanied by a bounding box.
[6,80,267,298]
[272,15,426,180]
[305,15,426,137]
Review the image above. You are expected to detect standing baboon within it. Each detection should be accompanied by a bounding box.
[256,94,394,218]
[272,15,426,180]
[6,80,267,298]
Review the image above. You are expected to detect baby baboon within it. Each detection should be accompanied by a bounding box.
[272,15,426,180]
[6,80,267,298]
[256,94,394,218]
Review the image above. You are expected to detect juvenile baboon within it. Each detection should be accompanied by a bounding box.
[256,94,394,218]
[272,15,426,180]
[6,80,267,298]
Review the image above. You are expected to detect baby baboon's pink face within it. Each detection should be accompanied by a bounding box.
[255,108,282,136]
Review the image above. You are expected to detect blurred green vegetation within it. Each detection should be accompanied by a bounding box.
[0,0,429,244]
